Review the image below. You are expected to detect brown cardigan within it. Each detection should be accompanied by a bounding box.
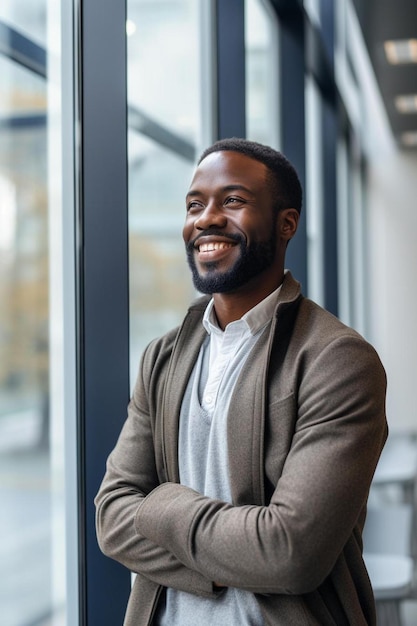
[95,272,387,625]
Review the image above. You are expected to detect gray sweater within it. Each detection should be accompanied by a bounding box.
[158,300,269,624]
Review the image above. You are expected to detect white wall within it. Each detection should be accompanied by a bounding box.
[344,1,417,434]
[367,147,417,433]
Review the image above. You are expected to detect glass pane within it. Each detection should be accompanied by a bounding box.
[245,0,280,147]
[0,8,67,626]
[127,0,201,140]
[127,0,203,388]
[305,75,324,306]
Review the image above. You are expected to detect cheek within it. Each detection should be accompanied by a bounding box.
[182,219,192,242]
[244,222,272,244]
[257,215,278,241]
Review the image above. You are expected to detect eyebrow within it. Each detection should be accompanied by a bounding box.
[186,184,254,199]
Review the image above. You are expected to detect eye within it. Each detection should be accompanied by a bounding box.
[186,200,204,213]
[225,196,245,206]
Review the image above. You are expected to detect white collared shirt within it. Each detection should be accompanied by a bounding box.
[200,285,282,412]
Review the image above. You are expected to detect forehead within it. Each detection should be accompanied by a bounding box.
[188,150,269,192]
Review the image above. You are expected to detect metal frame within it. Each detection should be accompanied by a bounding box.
[275,4,308,290]
[320,0,339,315]
[322,98,339,315]
[76,0,131,623]
[215,0,246,138]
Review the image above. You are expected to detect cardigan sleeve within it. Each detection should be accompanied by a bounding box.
[134,333,387,595]
[94,344,217,598]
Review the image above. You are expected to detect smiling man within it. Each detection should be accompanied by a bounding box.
[95,138,387,626]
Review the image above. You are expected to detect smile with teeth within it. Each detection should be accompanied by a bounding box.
[198,242,234,253]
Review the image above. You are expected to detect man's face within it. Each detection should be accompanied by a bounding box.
[183,151,280,294]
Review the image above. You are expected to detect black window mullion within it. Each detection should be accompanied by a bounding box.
[215,0,246,139]
[77,0,131,623]
[278,9,308,291]
[318,1,338,315]
[322,98,338,315]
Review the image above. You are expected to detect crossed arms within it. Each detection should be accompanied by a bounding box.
[95,333,387,597]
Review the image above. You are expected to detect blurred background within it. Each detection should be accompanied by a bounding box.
[0,0,416,624]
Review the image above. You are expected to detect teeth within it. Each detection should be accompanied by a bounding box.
[199,242,233,253]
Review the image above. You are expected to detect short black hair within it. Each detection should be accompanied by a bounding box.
[198,137,303,214]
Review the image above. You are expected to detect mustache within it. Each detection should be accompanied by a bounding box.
[186,230,244,252]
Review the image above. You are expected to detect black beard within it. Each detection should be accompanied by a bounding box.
[185,230,277,294]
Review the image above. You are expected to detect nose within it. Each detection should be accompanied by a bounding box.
[194,200,227,231]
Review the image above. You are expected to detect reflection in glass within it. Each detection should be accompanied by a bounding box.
[0,2,46,46]
[0,13,65,626]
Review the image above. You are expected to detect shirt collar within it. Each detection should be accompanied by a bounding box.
[202,283,282,336]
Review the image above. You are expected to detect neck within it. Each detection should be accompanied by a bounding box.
[212,274,283,330]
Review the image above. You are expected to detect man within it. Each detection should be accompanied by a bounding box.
[95,138,387,625]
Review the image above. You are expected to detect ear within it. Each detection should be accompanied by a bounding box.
[278,208,299,242]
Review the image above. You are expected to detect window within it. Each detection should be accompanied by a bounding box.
[335,0,368,332]
[127,0,205,383]
[0,2,71,623]
[245,0,280,147]
[305,75,325,305]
